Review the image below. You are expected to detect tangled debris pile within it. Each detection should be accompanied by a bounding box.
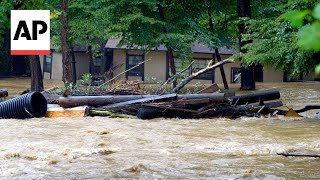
[56,90,283,119]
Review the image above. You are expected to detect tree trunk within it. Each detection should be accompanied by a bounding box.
[30,55,44,92]
[157,3,177,87]
[237,0,255,90]
[60,0,72,83]
[214,49,228,89]
[206,1,229,89]
[167,48,177,87]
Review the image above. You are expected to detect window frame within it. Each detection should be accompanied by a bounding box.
[43,50,53,79]
[125,53,145,81]
[231,67,241,83]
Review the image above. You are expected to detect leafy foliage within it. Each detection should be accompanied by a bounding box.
[241,0,320,77]
[68,0,112,52]
[285,2,320,75]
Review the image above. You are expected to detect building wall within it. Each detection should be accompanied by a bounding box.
[263,66,284,82]
[145,51,167,82]
[303,71,320,81]
[40,51,63,80]
[75,53,90,80]
[40,51,89,80]
[112,49,127,80]
[112,49,167,83]
[41,49,288,84]
[215,54,239,84]
[112,50,286,84]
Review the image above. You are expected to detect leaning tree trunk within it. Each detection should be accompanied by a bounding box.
[30,55,44,92]
[60,0,72,83]
[157,3,177,88]
[172,59,233,93]
[237,0,255,90]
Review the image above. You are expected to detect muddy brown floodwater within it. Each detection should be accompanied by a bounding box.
[0,80,320,179]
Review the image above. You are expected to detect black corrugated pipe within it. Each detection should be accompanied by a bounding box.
[0,92,47,119]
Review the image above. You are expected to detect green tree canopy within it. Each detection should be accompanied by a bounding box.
[241,0,319,77]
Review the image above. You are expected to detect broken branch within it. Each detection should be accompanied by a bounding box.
[172,59,234,93]
[277,153,320,158]
[100,58,151,87]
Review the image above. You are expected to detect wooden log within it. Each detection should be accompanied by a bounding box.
[177,93,225,103]
[295,105,320,113]
[277,153,320,158]
[101,94,177,111]
[59,93,225,108]
[137,107,174,119]
[231,90,280,105]
[273,105,320,116]
[0,90,8,98]
[59,95,156,108]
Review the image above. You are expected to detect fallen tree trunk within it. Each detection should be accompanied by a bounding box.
[295,105,320,113]
[101,94,178,111]
[277,153,320,158]
[59,93,225,108]
[231,90,280,105]
[59,95,152,108]
[136,101,283,120]
[172,59,233,93]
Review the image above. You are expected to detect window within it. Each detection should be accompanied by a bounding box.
[43,52,52,79]
[126,54,144,80]
[231,67,241,83]
[192,58,214,80]
[93,56,102,75]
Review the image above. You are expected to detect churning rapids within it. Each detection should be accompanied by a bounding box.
[0,82,320,179]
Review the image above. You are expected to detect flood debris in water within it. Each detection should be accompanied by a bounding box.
[98,130,111,135]
[4,153,37,161]
[42,87,320,119]
[48,160,59,165]
[72,90,283,119]
[1,78,319,120]
[124,164,147,173]
[97,142,107,147]
[98,149,116,155]
[5,152,21,159]
[277,152,320,158]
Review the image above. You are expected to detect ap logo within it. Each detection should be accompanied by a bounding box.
[11,10,50,55]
